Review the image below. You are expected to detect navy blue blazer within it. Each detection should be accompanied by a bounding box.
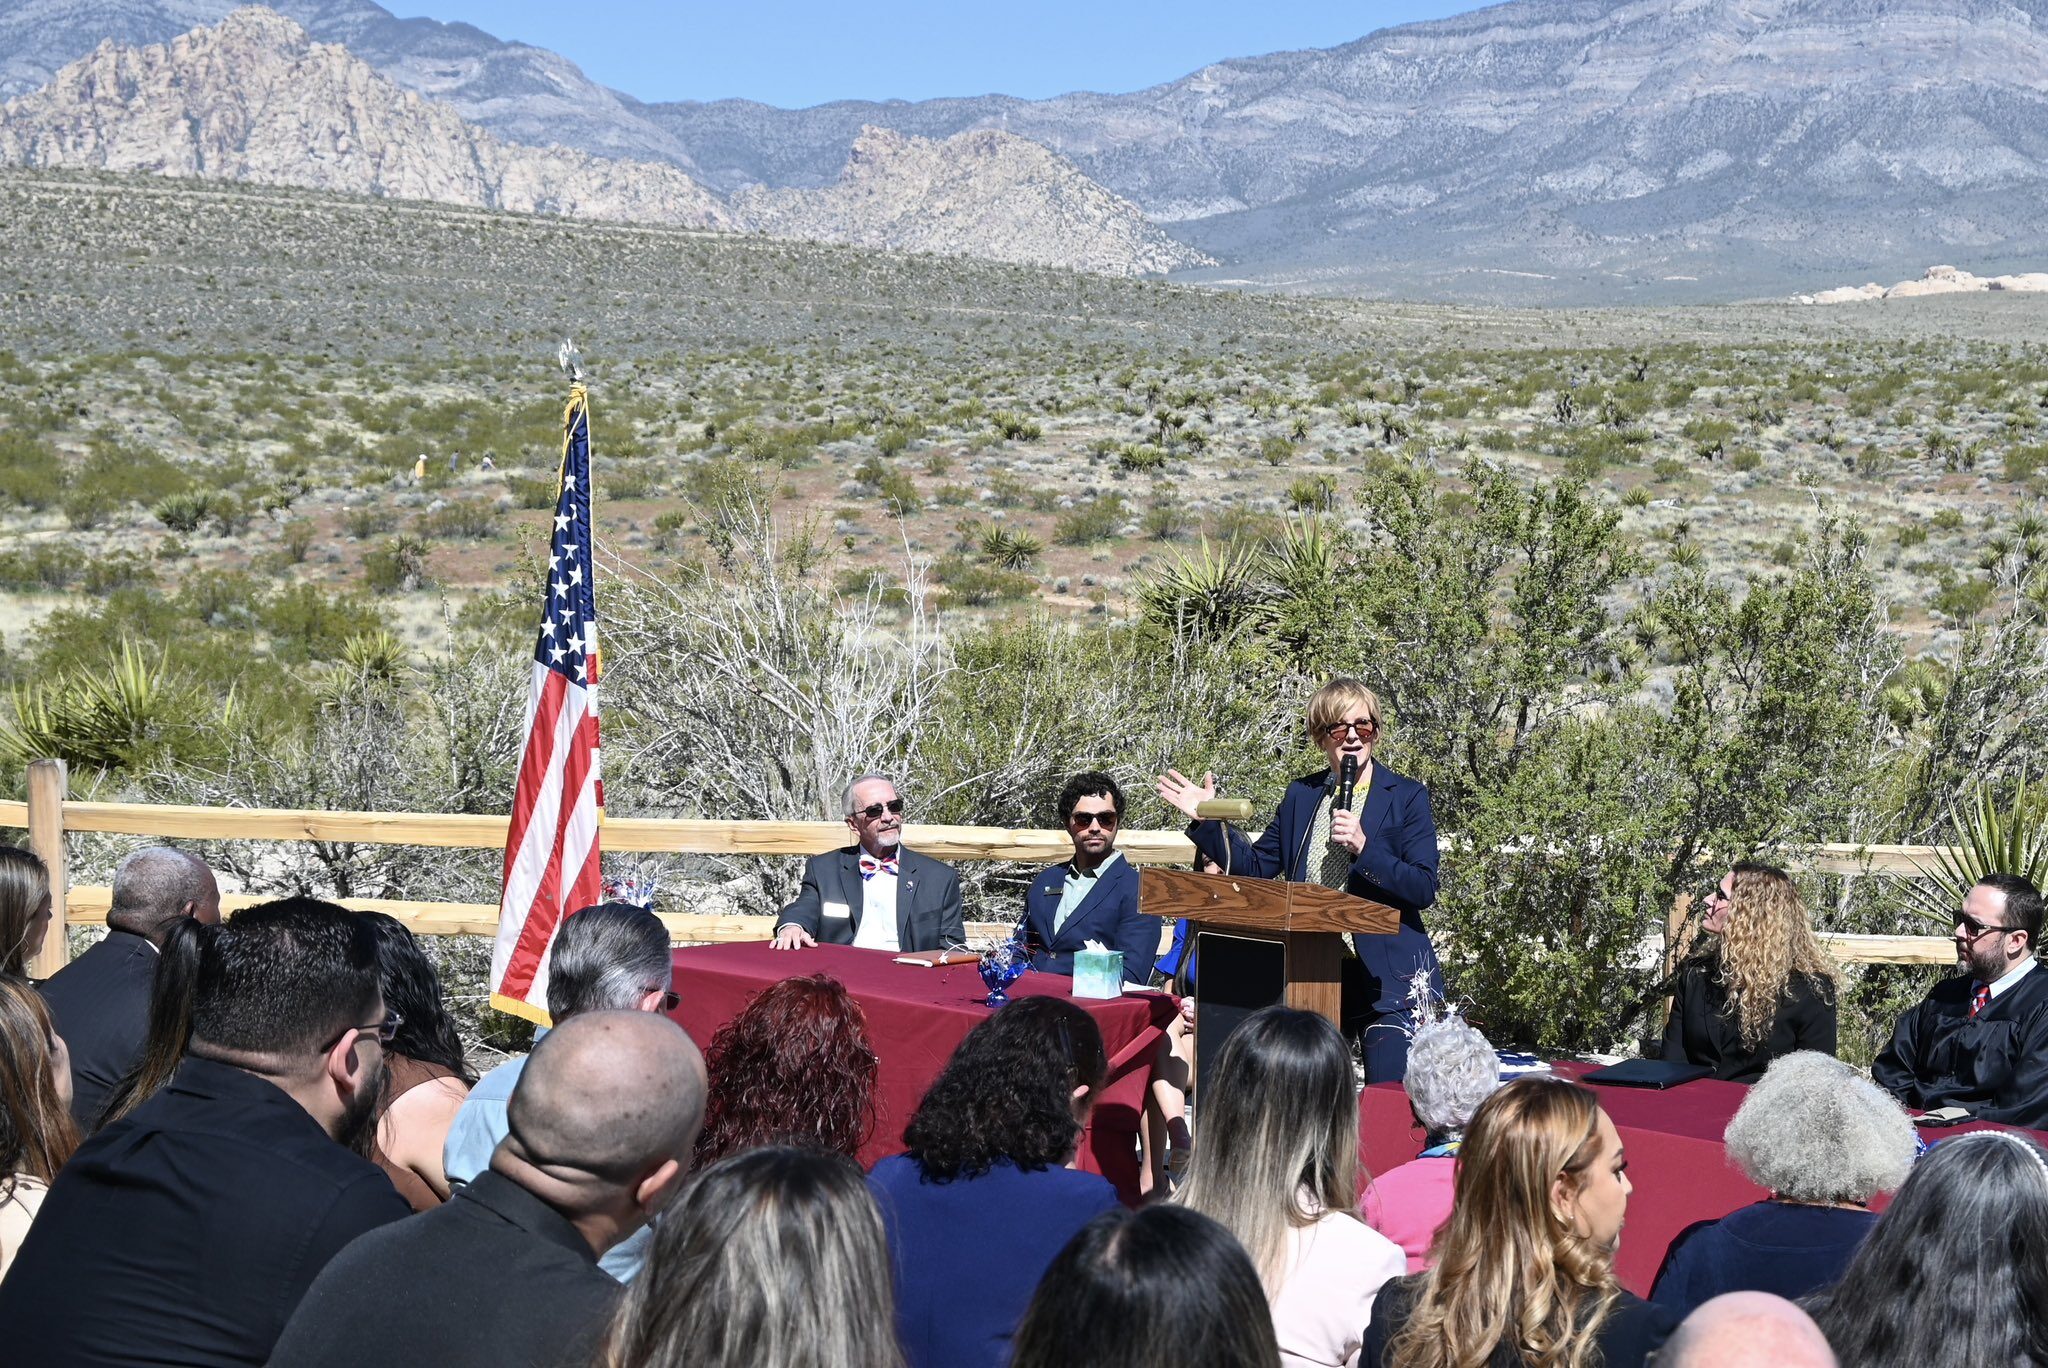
[1016,856,1159,978]
[1187,763,1440,929]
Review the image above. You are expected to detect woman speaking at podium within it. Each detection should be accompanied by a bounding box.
[1156,677,1443,1083]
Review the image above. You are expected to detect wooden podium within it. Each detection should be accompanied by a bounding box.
[1140,866,1399,1028]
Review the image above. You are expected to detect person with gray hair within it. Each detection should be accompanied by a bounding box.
[1649,1051,1916,1316]
[771,773,964,953]
[271,1011,707,1368]
[1361,1013,1504,1271]
[441,901,678,1280]
[1660,1292,1838,1368]
[38,846,220,1129]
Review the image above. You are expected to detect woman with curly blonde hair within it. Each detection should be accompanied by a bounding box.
[1364,1075,1677,1368]
[1661,863,1839,1083]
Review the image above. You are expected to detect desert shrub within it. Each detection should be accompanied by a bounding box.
[1118,443,1168,472]
[1730,450,1762,473]
[931,554,1036,607]
[1620,485,1653,508]
[990,411,1042,442]
[1288,475,1337,512]
[1143,501,1193,541]
[978,525,1044,570]
[280,519,317,564]
[852,458,921,514]
[1930,573,1994,622]
[342,505,397,539]
[601,463,661,500]
[81,552,156,595]
[1898,524,1929,549]
[0,544,78,591]
[2005,444,2048,484]
[0,430,63,509]
[415,500,502,541]
[1053,494,1126,545]
[364,535,432,594]
[260,583,386,663]
[1260,435,1294,466]
[507,475,557,509]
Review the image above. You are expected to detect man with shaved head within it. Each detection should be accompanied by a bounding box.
[40,846,220,1128]
[270,1011,707,1368]
[1659,1292,1838,1367]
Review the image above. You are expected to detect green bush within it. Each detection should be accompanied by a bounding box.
[852,458,921,514]
[415,500,502,541]
[1143,502,1193,541]
[1053,494,1127,545]
[990,411,1043,442]
[0,544,77,591]
[1730,450,1762,473]
[932,554,1037,607]
[260,583,387,662]
[978,525,1044,570]
[507,476,557,509]
[1260,436,1294,466]
[364,535,432,594]
[280,519,317,564]
[343,505,397,539]
[1118,443,1168,472]
[0,430,63,509]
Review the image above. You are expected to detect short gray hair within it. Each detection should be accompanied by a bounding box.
[1724,1051,1916,1204]
[1402,1015,1501,1137]
[108,848,211,935]
[841,773,898,817]
[545,902,672,1021]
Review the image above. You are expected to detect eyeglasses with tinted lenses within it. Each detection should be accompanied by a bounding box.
[1069,810,1120,830]
[855,798,906,821]
[1957,912,2015,941]
[1322,719,1377,739]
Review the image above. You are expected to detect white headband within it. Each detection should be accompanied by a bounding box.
[1943,1129,2048,1185]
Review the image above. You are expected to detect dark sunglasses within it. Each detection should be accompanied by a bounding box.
[855,798,906,820]
[1957,911,2016,941]
[1068,810,1120,830]
[1321,718,1378,739]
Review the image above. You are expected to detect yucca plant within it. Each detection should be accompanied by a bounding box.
[977,525,1045,571]
[1901,778,2048,929]
[0,641,215,775]
[1138,537,1273,639]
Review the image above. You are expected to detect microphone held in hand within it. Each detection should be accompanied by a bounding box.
[1193,797,1255,823]
[1337,755,1359,810]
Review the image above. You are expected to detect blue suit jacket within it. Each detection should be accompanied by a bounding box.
[1016,856,1159,978]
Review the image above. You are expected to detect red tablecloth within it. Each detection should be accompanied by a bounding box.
[669,942,1176,1205]
[1360,1060,2048,1295]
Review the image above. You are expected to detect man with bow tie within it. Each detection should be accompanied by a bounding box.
[770,774,965,953]
[1874,872,2048,1127]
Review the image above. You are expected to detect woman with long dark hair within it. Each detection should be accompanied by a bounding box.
[694,973,877,1168]
[1662,863,1838,1082]
[868,995,1118,1368]
[1175,1006,1404,1367]
[1805,1130,2048,1367]
[361,913,473,1209]
[1367,1074,1677,1368]
[0,976,78,1278]
[95,915,209,1130]
[0,846,52,978]
[600,1146,904,1368]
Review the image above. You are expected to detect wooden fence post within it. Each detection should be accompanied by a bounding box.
[27,758,70,978]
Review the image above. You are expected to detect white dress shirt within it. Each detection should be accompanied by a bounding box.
[853,862,901,952]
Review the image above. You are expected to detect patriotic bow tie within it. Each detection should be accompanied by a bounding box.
[859,853,899,880]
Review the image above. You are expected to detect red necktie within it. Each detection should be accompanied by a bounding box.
[859,854,899,881]
[1970,983,1991,1018]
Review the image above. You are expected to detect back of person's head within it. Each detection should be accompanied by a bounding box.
[1011,1205,1280,1368]
[107,847,217,941]
[497,1010,706,1239]
[1807,1130,2048,1368]
[360,912,474,1084]
[0,976,79,1192]
[1172,1005,1358,1287]
[1717,862,1838,1048]
[188,898,381,1060]
[1402,1012,1501,1140]
[0,846,50,977]
[1976,872,2044,948]
[694,973,876,1168]
[545,902,672,1021]
[1387,1074,1619,1368]
[1662,1292,1837,1367]
[600,1145,903,1368]
[1724,1051,1914,1205]
[903,995,1107,1181]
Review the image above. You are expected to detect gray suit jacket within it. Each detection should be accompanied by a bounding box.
[776,845,965,952]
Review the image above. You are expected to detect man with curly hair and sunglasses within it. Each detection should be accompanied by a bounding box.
[1013,772,1161,981]
[772,774,964,954]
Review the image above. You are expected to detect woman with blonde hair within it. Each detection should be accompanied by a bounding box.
[0,976,80,1277]
[1364,1074,1677,1368]
[0,846,53,978]
[1175,1006,1404,1368]
[1661,863,1838,1083]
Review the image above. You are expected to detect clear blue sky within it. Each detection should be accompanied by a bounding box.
[406,2,1474,107]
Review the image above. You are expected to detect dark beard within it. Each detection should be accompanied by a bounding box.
[337,1054,389,1158]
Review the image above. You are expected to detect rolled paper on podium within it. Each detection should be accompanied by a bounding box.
[1193,797,1255,823]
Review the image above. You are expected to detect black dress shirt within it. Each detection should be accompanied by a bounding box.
[1659,959,1837,1083]
[0,1055,410,1367]
[269,1169,625,1368]
[38,928,160,1129]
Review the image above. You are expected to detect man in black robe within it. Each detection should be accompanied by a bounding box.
[1873,872,2048,1128]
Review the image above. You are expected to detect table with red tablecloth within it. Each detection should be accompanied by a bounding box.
[669,942,1177,1205]
[1360,1059,2048,1295]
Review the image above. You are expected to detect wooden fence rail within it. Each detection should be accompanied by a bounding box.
[3,759,1963,976]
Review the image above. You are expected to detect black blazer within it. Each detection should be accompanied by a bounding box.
[1659,959,1838,1084]
[776,845,965,952]
[1016,856,1159,977]
[269,1169,623,1368]
[0,1055,410,1367]
[38,928,159,1129]
[1872,962,2048,1128]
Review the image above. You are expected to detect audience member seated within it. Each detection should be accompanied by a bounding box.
[694,972,876,1168]
[1176,1006,1404,1368]
[444,900,678,1281]
[1011,1205,1282,1368]
[868,995,1119,1368]
[1661,1292,1838,1368]
[1662,863,1839,1083]
[38,847,219,1130]
[599,1145,905,1368]
[1805,1130,2048,1368]
[0,846,53,979]
[771,773,965,953]
[270,1011,708,1368]
[90,914,208,1130]
[0,898,410,1365]
[1872,873,2048,1127]
[1650,1051,1914,1316]
[361,912,475,1209]
[1015,772,1161,978]
[1364,1075,1679,1368]
[1362,1011,1503,1273]
[0,977,78,1280]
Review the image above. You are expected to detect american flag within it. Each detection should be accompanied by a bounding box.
[490,381,604,1022]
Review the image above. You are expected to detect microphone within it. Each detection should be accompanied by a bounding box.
[1337,755,1359,810]
[1194,798,1254,823]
